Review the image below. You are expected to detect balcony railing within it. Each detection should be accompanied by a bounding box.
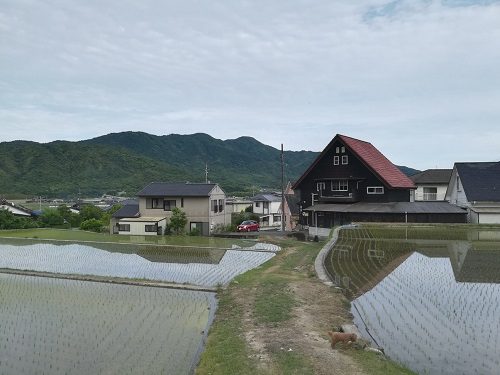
[423,193,438,201]
[318,191,360,203]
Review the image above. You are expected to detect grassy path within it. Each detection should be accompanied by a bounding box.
[196,237,416,375]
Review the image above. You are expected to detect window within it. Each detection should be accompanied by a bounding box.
[331,180,349,191]
[163,200,176,211]
[145,224,157,232]
[333,156,339,165]
[457,176,461,191]
[367,186,384,194]
[335,146,340,153]
[273,215,281,222]
[341,146,345,153]
[181,198,184,208]
[256,201,260,207]
[147,198,162,209]
[218,199,224,213]
[341,155,348,165]
[316,182,326,192]
[118,224,130,232]
[423,187,437,201]
[263,202,269,209]
[211,199,218,213]
[190,222,203,234]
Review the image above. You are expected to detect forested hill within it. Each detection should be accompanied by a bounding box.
[0,132,316,197]
[0,132,419,197]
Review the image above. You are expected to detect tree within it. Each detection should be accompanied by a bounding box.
[0,209,16,229]
[57,205,72,221]
[79,204,103,221]
[169,207,187,235]
[0,208,39,229]
[56,204,81,228]
[100,204,122,227]
[39,208,65,227]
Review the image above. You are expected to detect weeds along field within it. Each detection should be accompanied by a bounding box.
[0,273,216,375]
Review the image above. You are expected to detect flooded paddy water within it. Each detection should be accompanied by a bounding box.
[325,225,500,375]
[0,237,279,374]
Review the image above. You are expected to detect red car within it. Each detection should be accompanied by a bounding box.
[237,220,260,232]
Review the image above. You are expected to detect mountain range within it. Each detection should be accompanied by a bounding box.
[0,132,419,197]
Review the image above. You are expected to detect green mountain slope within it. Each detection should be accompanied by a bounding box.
[0,133,318,197]
[0,132,418,197]
[0,140,193,196]
[83,132,318,193]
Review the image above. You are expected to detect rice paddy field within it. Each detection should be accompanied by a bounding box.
[326,225,500,375]
[0,238,278,287]
[0,273,216,375]
[0,232,280,374]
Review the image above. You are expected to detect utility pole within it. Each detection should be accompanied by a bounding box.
[281,144,285,232]
[205,163,208,183]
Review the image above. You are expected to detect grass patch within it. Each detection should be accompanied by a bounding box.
[254,277,295,324]
[274,351,315,375]
[281,243,319,273]
[347,350,417,375]
[196,291,256,375]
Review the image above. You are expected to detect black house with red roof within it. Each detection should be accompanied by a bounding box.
[293,134,466,234]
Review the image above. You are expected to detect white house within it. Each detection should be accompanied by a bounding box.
[112,182,231,236]
[410,169,452,201]
[0,199,32,217]
[445,162,500,224]
[251,193,282,228]
[225,197,252,213]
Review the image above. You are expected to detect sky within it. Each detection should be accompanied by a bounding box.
[1,0,500,170]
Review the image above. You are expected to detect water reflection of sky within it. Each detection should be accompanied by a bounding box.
[352,252,500,375]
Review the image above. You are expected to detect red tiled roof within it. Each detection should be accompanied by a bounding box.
[338,135,415,189]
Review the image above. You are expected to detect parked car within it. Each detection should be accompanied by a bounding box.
[237,220,260,232]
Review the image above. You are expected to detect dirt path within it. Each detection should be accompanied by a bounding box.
[231,244,366,375]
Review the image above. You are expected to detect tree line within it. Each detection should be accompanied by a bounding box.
[0,204,122,232]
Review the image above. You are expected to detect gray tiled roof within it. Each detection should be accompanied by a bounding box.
[137,182,216,197]
[410,169,452,184]
[456,162,500,202]
[285,194,300,215]
[304,201,467,214]
[251,194,282,202]
[112,203,139,218]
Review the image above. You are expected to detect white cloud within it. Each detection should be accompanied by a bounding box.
[0,0,499,169]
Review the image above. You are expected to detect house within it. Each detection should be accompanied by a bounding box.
[445,162,500,224]
[293,134,467,237]
[251,193,282,228]
[110,199,139,233]
[225,197,252,213]
[111,182,230,236]
[0,199,33,217]
[410,169,452,201]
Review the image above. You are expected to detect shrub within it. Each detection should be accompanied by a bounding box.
[189,228,201,236]
[169,207,187,235]
[80,218,103,232]
[231,212,260,226]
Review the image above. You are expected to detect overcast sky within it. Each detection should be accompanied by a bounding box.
[1,0,499,169]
